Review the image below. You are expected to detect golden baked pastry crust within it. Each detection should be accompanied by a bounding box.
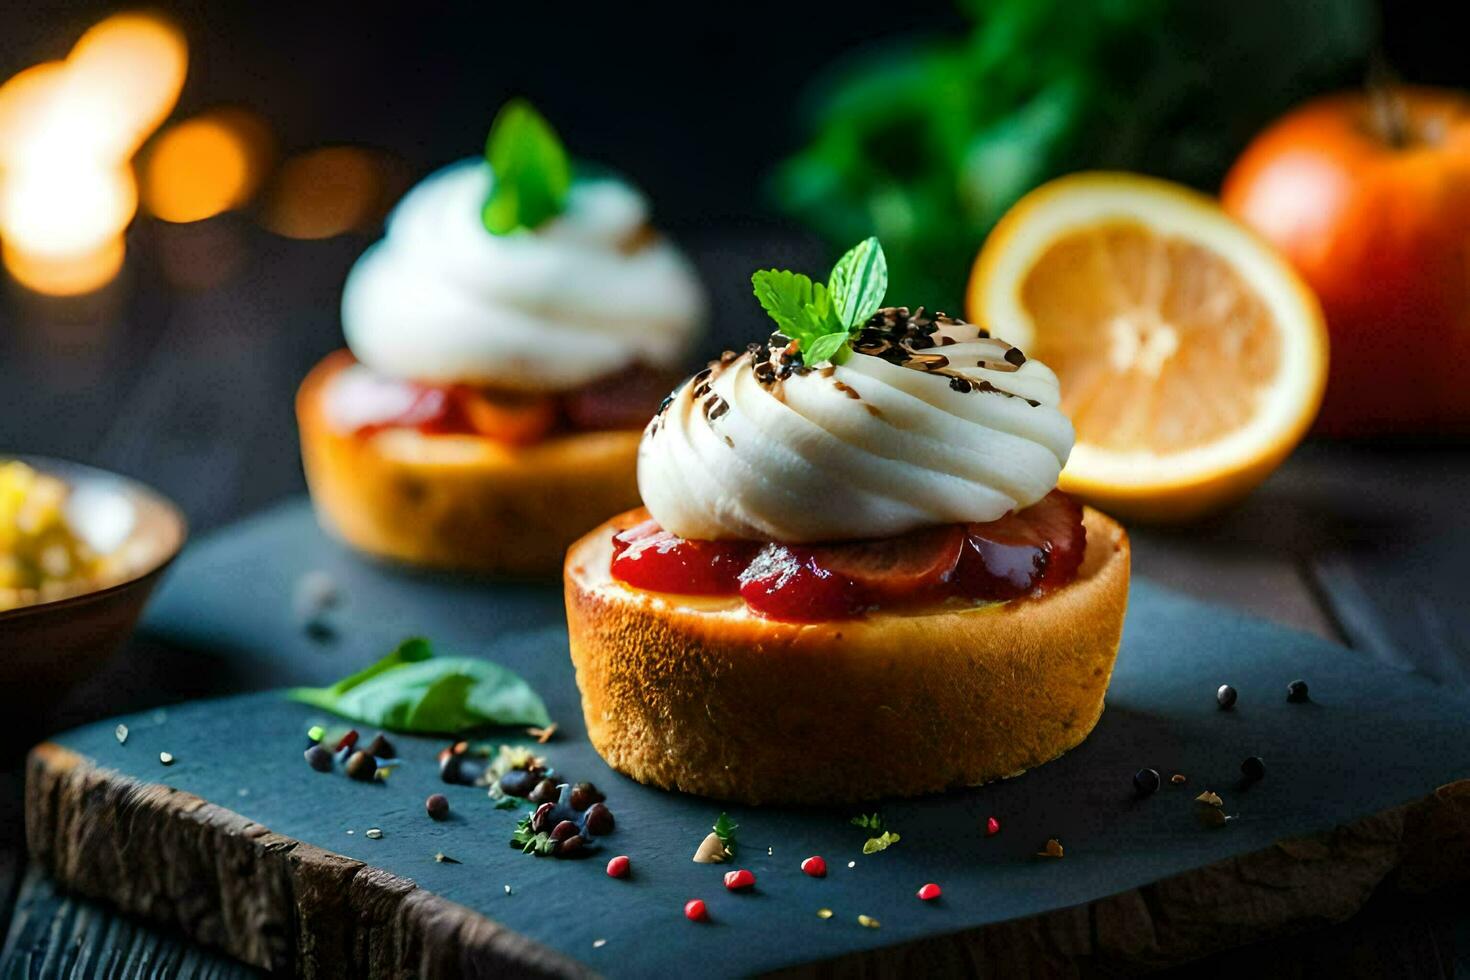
[565,506,1131,804]
[297,350,643,577]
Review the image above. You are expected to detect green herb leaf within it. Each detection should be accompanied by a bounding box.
[751,269,819,339]
[712,812,739,854]
[288,638,551,734]
[862,830,901,854]
[850,813,884,831]
[802,331,850,368]
[494,797,519,810]
[481,99,572,235]
[750,238,886,367]
[828,237,888,329]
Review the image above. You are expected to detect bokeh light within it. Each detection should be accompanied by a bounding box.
[261,146,407,239]
[0,13,187,295]
[143,108,272,223]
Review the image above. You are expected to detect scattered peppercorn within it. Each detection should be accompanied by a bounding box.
[1171,774,1187,785]
[345,751,377,781]
[569,782,605,811]
[1241,756,1266,783]
[366,733,396,759]
[1133,767,1161,798]
[985,816,1001,836]
[1217,684,1238,709]
[606,855,630,879]
[584,802,615,836]
[557,834,586,857]
[917,883,942,901]
[304,745,333,772]
[801,856,827,878]
[528,778,559,805]
[425,793,449,820]
[531,802,556,834]
[497,768,538,798]
[723,868,756,891]
[1287,679,1310,703]
[684,899,708,922]
[550,820,579,843]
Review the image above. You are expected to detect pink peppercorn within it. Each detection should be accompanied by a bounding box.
[917,883,942,901]
[985,816,1000,836]
[684,899,708,922]
[723,868,756,890]
[801,856,827,878]
[606,855,630,879]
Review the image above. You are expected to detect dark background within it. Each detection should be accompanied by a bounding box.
[2,0,1466,533]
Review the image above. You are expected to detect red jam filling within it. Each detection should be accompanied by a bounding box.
[341,363,676,444]
[611,490,1086,622]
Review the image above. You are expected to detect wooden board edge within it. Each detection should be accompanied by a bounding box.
[24,742,1470,978]
[764,778,1470,977]
[23,742,596,980]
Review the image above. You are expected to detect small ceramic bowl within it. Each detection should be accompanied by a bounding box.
[0,456,186,713]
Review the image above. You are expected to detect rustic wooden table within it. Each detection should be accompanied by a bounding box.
[2,222,1467,977]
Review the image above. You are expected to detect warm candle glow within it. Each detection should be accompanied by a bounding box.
[143,110,269,224]
[262,146,403,240]
[0,13,187,295]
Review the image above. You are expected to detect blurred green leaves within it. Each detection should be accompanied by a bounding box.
[774,0,1376,310]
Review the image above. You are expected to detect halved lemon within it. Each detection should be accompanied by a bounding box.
[967,172,1328,522]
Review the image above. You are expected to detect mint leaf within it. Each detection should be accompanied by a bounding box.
[287,638,551,734]
[751,269,817,338]
[750,238,886,367]
[802,331,849,367]
[828,237,888,328]
[481,99,571,235]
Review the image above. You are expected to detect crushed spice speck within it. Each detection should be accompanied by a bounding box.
[115,724,128,744]
[1037,838,1065,858]
[365,828,383,840]
[817,908,833,919]
[158,752,174,766]
[858,914,881,929]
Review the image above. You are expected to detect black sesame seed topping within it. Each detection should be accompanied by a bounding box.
[1004,347,1027,367]
[949,377,974,393]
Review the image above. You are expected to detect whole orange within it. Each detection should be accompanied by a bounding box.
[1222,87,1470,435]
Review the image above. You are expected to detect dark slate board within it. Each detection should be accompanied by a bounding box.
[33,500,1470,977]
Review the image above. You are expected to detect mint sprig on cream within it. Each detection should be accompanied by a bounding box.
[751,237,888,367]
[481,99,572,235]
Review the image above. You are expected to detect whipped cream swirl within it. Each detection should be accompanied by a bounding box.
[638,309,1074,542]
[341,159,705,392]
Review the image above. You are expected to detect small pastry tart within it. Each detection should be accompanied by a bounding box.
[566,503,1128,804]
[564,240,1130,802]
[299,351,656,576]
[299,103,704,575]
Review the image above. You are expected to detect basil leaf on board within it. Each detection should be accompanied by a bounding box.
[288,638,551,734]
[482,99,572,235]
[827,237,888,329]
